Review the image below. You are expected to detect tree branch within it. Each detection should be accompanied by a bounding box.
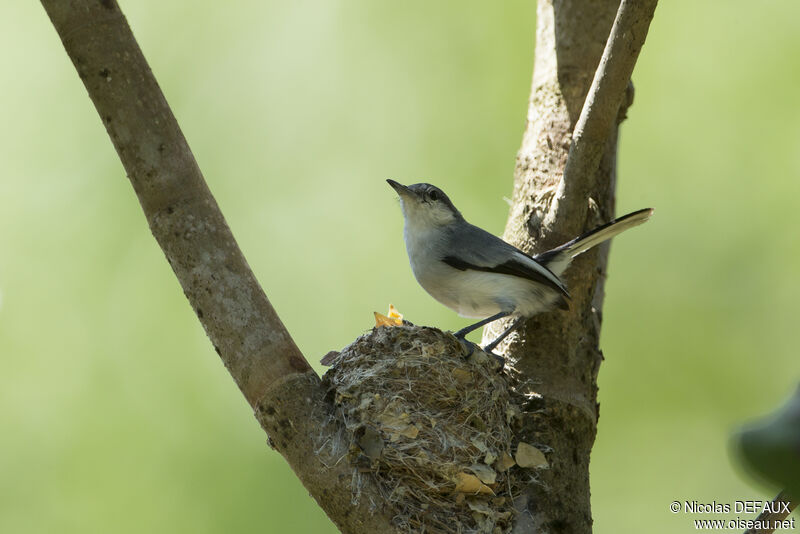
[547,0,659,232]
[41,0,660,531]
[490,1,658,532]
[40,1,397,531]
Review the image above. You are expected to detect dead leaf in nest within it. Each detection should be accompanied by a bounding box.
[374,304,404,327]
[515,442,548,469]
[494,452,516,472]
[483,451,497,465]
[356,426,384,460]
[470,437,488,452]
[470,512,494,533]
[319,351,339,366]
[454,472,495,495]
[468,464,497,485]
[376,410,407,428]
[466,499,493,515]
[374,312,399,328]
[377,402,419,440]
[398,424,419,439]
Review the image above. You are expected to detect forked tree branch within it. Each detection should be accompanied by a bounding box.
[42,0,659,532]
[40,1,398,532]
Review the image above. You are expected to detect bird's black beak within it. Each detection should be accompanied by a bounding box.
[386,179,412,197]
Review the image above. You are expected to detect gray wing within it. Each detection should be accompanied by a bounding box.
[440,223,570,303]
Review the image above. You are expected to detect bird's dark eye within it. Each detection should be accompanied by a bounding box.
[428,189,440,201]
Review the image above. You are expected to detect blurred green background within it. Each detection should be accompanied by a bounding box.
[2,1,799,532]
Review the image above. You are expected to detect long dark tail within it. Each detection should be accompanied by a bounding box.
[536,208,653,276]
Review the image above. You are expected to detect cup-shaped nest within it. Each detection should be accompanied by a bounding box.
[322,325,524,534]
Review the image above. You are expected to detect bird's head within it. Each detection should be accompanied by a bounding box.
[387,180,462,229]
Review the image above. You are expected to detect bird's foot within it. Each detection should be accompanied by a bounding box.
[456,337,505,370]
[453,328,470,340]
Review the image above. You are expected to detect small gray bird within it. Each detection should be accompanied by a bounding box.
[387,179,652,353]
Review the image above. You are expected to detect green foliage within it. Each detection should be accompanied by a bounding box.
[1,1,799,532]
[733,386,800,499]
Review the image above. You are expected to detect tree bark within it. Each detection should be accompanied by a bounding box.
[484,1,657,532]
[39,1,398,532]
[41,0,656,532]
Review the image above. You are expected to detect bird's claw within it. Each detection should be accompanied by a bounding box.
[455,337,505,370]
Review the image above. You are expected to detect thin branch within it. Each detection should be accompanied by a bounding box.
[547,0,659,230]
[743,491,798,534]
[39,1,398,531]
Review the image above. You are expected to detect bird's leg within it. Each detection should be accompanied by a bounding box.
[452,311,511,339]
[482,316,524,353]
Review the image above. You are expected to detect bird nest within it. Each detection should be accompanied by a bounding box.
[321,325,534,533]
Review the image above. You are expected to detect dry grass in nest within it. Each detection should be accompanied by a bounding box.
[321,325,528,533]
